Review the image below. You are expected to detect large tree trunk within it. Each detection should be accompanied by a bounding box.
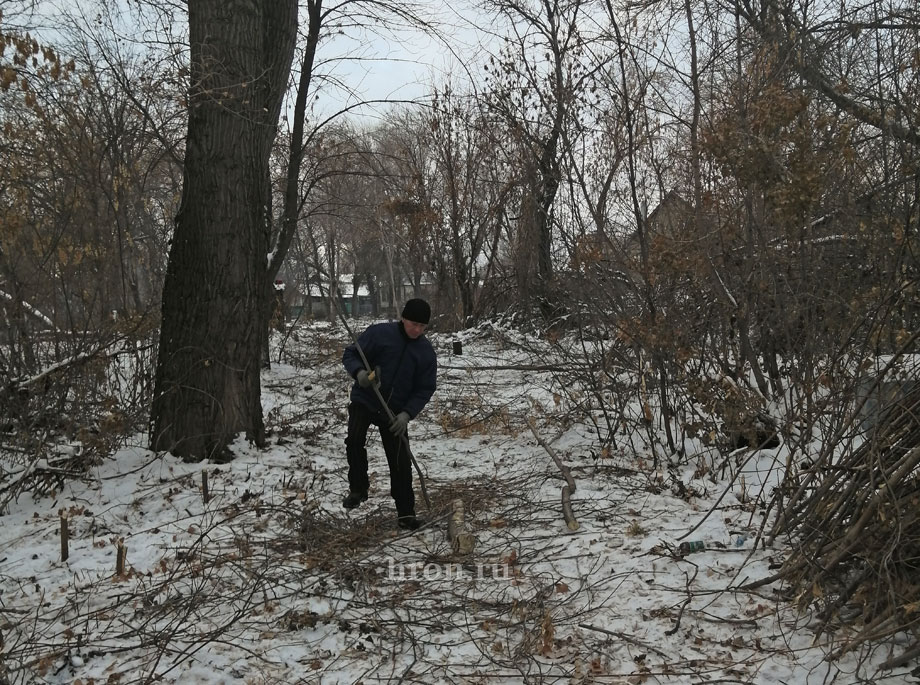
[150,0,297,461]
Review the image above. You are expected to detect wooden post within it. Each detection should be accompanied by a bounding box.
[59,511,69,562]
[202,470,210,504]
[116,538,126,576]
[447,498,475,555]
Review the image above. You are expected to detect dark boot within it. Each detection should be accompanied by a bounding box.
[343,491,368,509]
[397,514,423,531]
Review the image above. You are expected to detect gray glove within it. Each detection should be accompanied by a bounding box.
[356,367,381,388]
[389,411,410,436]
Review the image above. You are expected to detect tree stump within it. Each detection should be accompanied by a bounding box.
[448,498,475,555]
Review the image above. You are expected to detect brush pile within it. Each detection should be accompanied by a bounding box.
[761,381,920,669]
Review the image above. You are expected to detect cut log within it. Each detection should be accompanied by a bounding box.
[447,498,475,555]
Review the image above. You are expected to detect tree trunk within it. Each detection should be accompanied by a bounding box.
[263,0,323,362]
[350,277,360,317]
[515,162,539,297]
[457,271,474,323]
[150,0,297,461]
[367,274,379,316]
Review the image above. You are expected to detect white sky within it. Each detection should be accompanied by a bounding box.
[312,0,493,121]
[21,0,490,123]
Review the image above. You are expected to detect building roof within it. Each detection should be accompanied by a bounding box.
[298,273,435,298]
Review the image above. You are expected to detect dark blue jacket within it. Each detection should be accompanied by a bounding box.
[343,321,437,418]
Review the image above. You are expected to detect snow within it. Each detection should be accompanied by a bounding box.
[0,321,913,684]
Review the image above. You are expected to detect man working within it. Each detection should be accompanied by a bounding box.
[341,298,437,530]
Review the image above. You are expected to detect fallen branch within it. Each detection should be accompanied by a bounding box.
[0,289,59,331]
[880,641,920,671]
[439,363,576,372]
[578,623,669,660]
[2,335,150,399]
[527,417,575,493]
[527,417,578,531]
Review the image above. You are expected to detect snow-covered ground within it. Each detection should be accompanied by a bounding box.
[0,320,912,683]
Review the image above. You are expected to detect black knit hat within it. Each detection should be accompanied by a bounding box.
[401,298,431,324]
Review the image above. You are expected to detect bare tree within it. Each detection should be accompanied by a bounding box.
[421,88,514,323]
[735,0,920,148]
[482,0,599,308]
[150,1,297,460]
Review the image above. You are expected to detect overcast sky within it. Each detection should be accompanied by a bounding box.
[24,0,494,125]
[311,0,494,122]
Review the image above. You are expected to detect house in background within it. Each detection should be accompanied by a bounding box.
[646,190,695,239]
[621,190,696,260]
[566,190,697,272]
[283,274,436,320]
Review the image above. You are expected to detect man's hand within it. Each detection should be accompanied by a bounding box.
[389,411,410,436]
[356,367,381,388]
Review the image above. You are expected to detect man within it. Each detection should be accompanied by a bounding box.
[341,298,437,530]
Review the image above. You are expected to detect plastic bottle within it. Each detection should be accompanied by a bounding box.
[678,540,706,556]
[731,533,757,550]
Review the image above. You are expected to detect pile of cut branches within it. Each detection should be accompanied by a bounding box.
[760,381,920,669]
[0,325,156,509]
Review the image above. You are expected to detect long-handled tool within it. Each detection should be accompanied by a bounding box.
[331,288,432,511]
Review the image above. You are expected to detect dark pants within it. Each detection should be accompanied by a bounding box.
[345,401,415,516]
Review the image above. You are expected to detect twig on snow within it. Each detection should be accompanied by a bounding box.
[578,622,669,659]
